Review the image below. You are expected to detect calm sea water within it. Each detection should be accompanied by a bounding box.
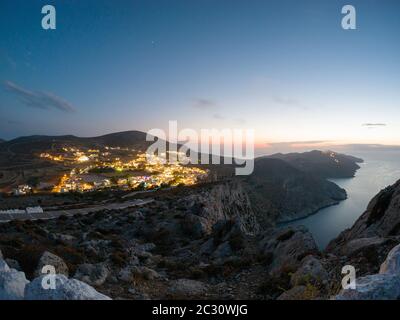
[287,150,400,249]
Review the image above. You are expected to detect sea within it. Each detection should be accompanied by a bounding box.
[286,148,400,249]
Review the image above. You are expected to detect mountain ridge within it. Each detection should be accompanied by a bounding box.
[267,150,363,178]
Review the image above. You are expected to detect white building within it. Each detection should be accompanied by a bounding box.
[0,209,26,214]
[26,206,44,214]
[0,206,44,215]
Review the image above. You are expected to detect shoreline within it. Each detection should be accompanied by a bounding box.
[276,199,344,226]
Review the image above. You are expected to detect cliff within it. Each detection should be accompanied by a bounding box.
[240,158,347,225]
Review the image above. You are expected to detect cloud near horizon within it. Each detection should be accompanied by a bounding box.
[192,98,217,109]
[261,140,333,148]
[272,95,308,110]
[213,113,225,120]
[3,81,76,113]
[362,123,387,127]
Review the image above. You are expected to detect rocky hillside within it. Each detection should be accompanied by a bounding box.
[0,182,267,300]
[0,131,150,155]
[253,179,400,300]
[328,179,400,242]
[2,178,400,300]
[0,179,344,300]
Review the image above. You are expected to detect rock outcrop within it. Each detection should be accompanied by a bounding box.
[336,273,400,300]
[168,279,208,297]
[74,263,109,286]
[259,226,319,275]
[325,180,400,299]
[0,259,29,300]
[34,251,69,278]
[328,180,400,245]
[180,181,260,236]
[25,275,111,300]
[0,259,10,272]
[0,256,110,300]
[335,244,400,300]
[290,255,328,287]
[380,244,400,274]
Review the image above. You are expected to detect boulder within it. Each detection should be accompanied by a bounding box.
[132,266,160,280]
[49,233,76,244]
[0,269,30,300]
[336,243,400,300]
[260,226,319,275]
[130,242,156,259]
[34,251,69,278]
[74,263,109,286]
[182,213,209,239]
[0,259,10,272]
[379,244,400,274]
[81,239,112,259]
[25,275,111,300]
[335,273,400,300]
[291,255,328,287]
[168,279,208,297]
[118,266,137,283]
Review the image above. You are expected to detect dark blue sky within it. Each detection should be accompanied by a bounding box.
[0,0,399,145]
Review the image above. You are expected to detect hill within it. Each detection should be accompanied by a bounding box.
[239,157,347,225]
[0,131,150,154]
[267,150,363,178]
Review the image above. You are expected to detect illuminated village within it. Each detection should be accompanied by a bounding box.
[38,147,209,194]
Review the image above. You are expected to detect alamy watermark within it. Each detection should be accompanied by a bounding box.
[41,5,56,30]
[341,265,356,290]
[41,265,57,290]
[341,5,357,30]
[146,121,255,175]
[41,4,357,31]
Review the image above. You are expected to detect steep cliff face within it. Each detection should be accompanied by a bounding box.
[241,158,347,225]
[189,160,348,232]
[324,179,400,298]
[180,181,260,236]
[327,180,400,250]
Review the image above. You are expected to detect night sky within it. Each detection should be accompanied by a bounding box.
[1,0,399,147]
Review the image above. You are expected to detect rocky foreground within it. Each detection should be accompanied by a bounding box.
[1,178,400,300]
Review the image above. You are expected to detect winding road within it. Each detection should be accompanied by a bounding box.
[0,198,154,222]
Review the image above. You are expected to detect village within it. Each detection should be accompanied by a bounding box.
[9,145,209,197]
